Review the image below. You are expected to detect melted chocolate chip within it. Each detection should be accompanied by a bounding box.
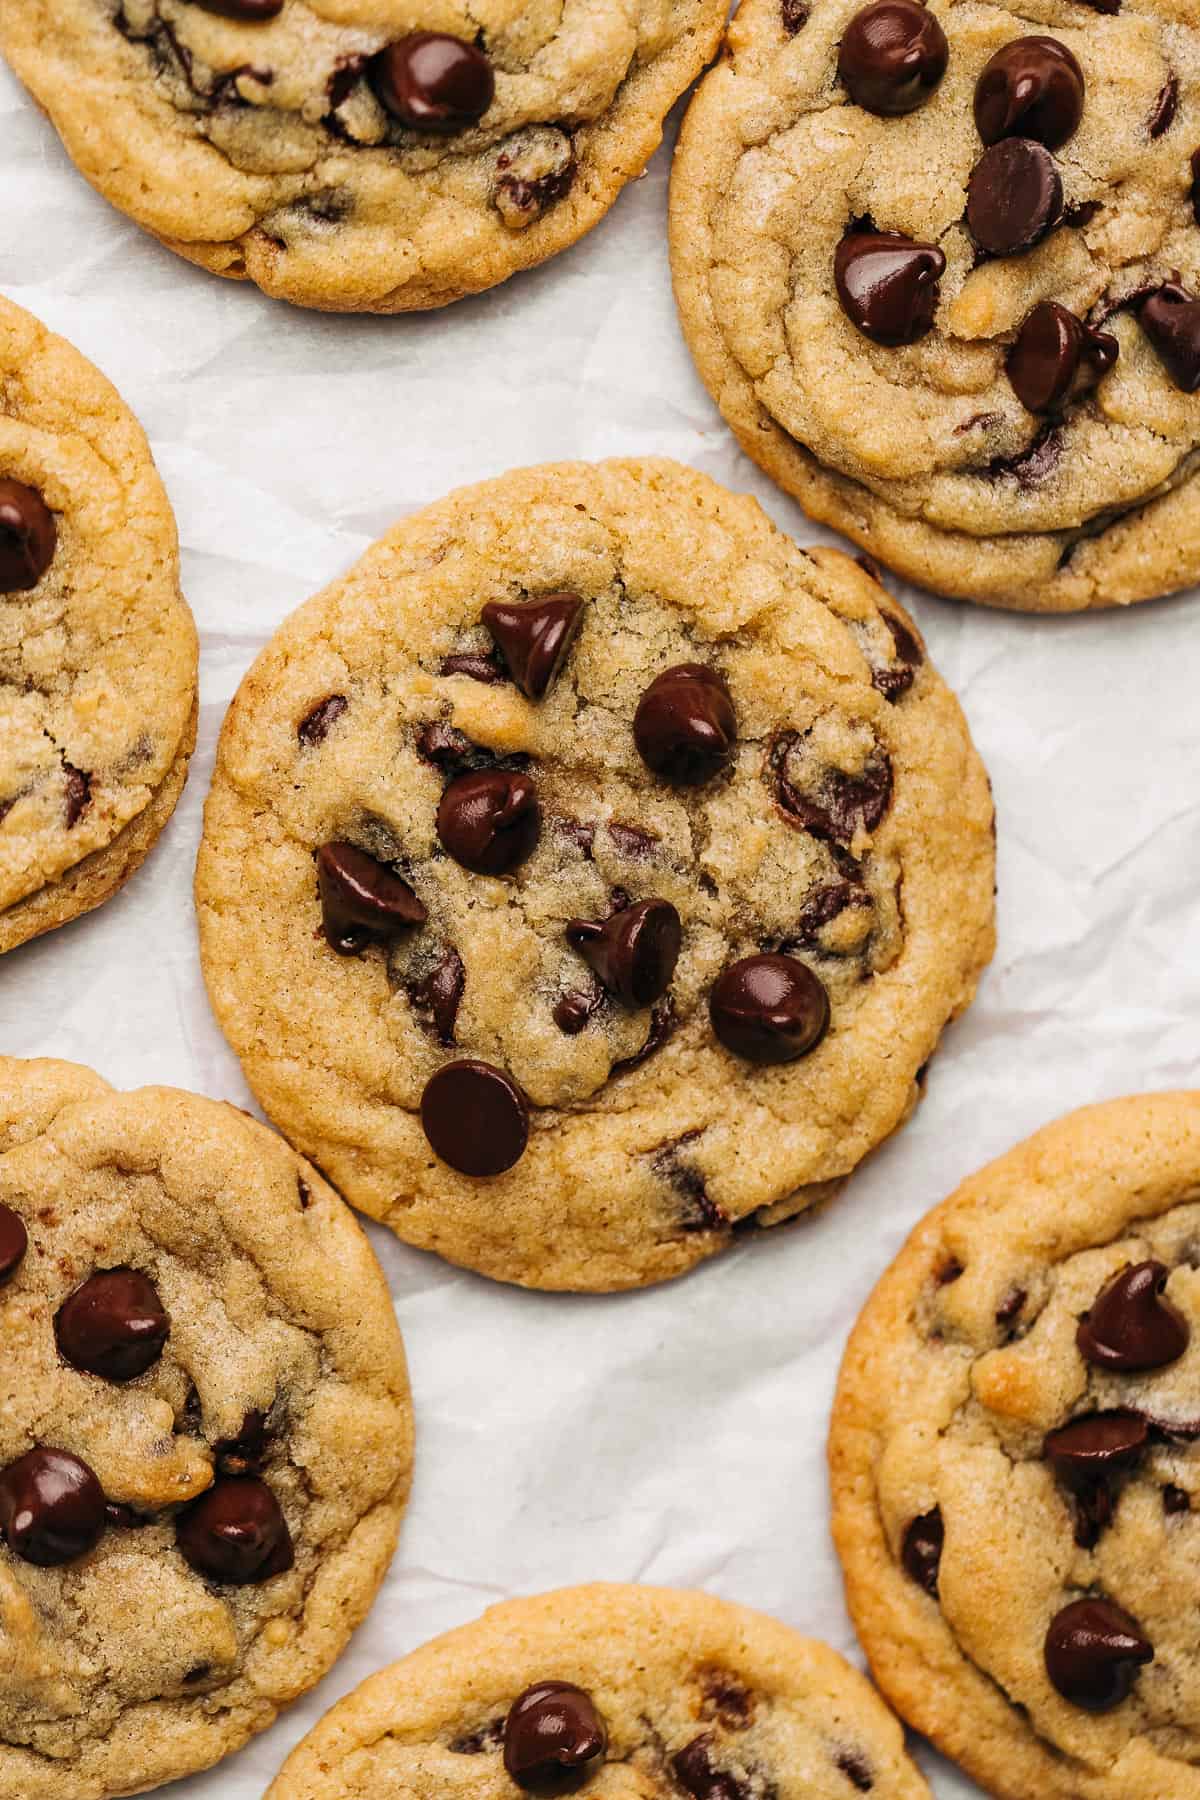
[177,1477,294,1584]
[0,1447,106,1565]
[1044,1410,1148,1546]
[437,768,541,875]
[782,0,809,29]
[1007,301,1117,412]
[55,1268,170,1382]
[837,0,948,115]
[297,694,348,746]
[655,1132,727,1233]
[836,1750,875,1792]
[974,37,1084,149]
[105,1501,145,1529]
[0,1204,28,1286]
[420,1059,529,1176]
[834,230,945,344]
[0,479,56,592]
[553,985,603,1034]
[1140,283,1200,391]
[566,899,681,1010]
[880,607,924,671]
[770,735,894,845]
[327,53,368,110]
[967,138,1063,255]
[607,820,659,860]
[482,593,583,699]
[611,997,677,1075]
[995,1285,1027,1325]
[371,32,494,132]
[987,423,1063,487]
[901,1508,943,1594]
[187,0,282,17]
[503,1682,607,1790]
[709,954,830,1063]
[634,664,736,787]
[1077,1260,1189,1371]
[1149,75,1178,138]
[63,764,91,828]
[407,946,465,1045]
[450,1718,506,1754]
[440,651,505,684]
[672,1734,749,1800]
[700,1668,754,1728]
[1044,1598,1152,1711]
[1164,1484,1191,1514]
[416,721,478,772]
[317,840,426,954]
[786,879,870,948]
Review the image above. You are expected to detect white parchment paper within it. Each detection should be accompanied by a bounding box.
[4,51,1200,1800]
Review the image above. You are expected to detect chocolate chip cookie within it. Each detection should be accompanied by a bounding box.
[671,0,1200,611]
[829,1094,1200,1800]
[0,296,197,955]
[0,1056,413,1798]
[0,0,726,313]
[196,458,994,1291]
[264,1583,933,1798]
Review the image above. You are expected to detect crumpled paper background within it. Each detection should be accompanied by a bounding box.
[3,48,1199,1799]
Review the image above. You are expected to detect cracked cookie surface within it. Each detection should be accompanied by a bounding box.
[830,1094,1200,1800]
[0,296,197,955]
[671,0,1200,610]
[0,0,726,312]
[0,1056,413,1799]
[196,457,994,1291]
[264,1582,933,1799]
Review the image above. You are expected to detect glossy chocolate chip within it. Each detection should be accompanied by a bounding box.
[503,1682,607,1790]
[974,36,1084,149]
[407,946,466,1045]
[437,768,541,875]
[834,231,946,345]
[187,0,283,17]
[566,900,682,1010]
[1077,1260,1189,1371]
[901,1508,943,1594]
[0,1203,28,1286]
[481,593,584,699]
[55,1268,170,1382]
[709,954,829,1064]
[1007,301,1117,411]
[297,694,347,746]
[553,986,603,1034]
[967,138,1063,254]
[176,1477,294,1584]
[672,1734,748,1800]
[1140,283,1200,391]
[837,0,948,115]
[371,32,494,133]
[634,664,736,786]
[0,1447,106,1565]
[0,479,56,592]
[1149,74,1178,138]
[420,1059,529,1176]
[317,841,427,954]
[213,1410,269,1476]
[1044,1410,1148,1481]
[1045,1598,1152,1710]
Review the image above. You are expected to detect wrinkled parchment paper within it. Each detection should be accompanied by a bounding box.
[5,53,1200,1799]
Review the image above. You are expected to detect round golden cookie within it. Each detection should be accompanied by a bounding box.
[196,457,995,1292]
[265,1583,932,1799]
[0,0,727,314]
[671,0,1200,611]
[830,1094,1200,1800]
[0,1056,413,1800]
[0,295,197,955]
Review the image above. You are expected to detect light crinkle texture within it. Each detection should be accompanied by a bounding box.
[196,458,995,1291]
[0,1056,413,1800]
[0,295,197,953]
[830,1093,1200,1800]
[265,1582,933,1799]
[0,0,726,313]
[671,0,1200,610]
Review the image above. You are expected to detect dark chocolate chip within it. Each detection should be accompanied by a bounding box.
[700,1668,754,1728]
[1044,1410,1149,1481]
[317,840,426,954]
[186,0,283,17]
[786,879,870,948]
[1077,1260,1189,1371]
[0,1204,28,1287]
[0,1447,106,1565]
[450,1718,505,1754]
[770,734,894,845]
[0,479,56,592]
[482,593,584,699]
[1149,74,1178,138]
[416,720,478,772]
[986,422,1063,486]
[553,986,603,1034]
[672,1733,748,1800]
[63,764,91,828]
[407,946,466,1045]
[441,651,505,683]
[437,768,541,875]
[177,1477,294,1584]
[420,1059,529,1176]
[836,1750,875,1792]
[298,694,348,746]
[974,37,1084,149]
[901,1508,943,1594]
[104,1501,145,1529]
[607,820,659,860]
[782,0,809,29]
[709,953,829,1064]
[566,899,681,1010]
[1140,283,1200,391]
[213,1410,269,1476]
[834,230,945,344]
[1164,1484,1191,1514]
[503,1682,607,1790]
[1044,1598,1152,1710]
[995,1286,1026,1325]
[55,1269,170,1382]
[371,32,494,132]
[659,1139,727,1234]
[327,53,369,109]
[967,138,1063,255]
[1007,300,1117,412]
[879,607,924,670]
[611,997,677,1075]
[633,664,736,787]
[837,0,948,115]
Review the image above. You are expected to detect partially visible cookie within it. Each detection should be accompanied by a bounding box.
[196,457,995,1292]
[0,1056,413,1800]
[0,0,727,314]
[0,296,197,954]
[672,0,1200,611]
[830,1095,1200,1800]
[265,1582,932,1798]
